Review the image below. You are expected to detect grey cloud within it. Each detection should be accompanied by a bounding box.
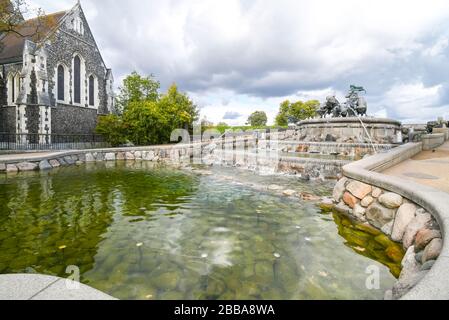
[32,0,449,122]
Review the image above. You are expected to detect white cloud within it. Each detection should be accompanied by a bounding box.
[28,0,449,124]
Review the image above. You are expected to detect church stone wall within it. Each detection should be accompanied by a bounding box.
[51,104,98,135]
[0,106,16,133]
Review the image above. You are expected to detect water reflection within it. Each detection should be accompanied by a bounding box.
[0,163,398,300]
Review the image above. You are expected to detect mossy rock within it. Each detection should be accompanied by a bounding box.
[385,245,405,263]
[260,287,284,300]
[158,290,185,300]
[218,291,236,300]
[373,234,392,248]
[354,223,381,236]
[150,271,180,290]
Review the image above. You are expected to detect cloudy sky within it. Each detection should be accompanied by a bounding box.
[28,0,449,125]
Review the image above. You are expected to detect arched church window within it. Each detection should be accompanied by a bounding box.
[74,56,81,104]
[57,65,65,101]
[11,75,15,103]
[89,75,95,106]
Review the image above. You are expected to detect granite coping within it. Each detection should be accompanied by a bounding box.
[342,142,449,300]
[0,274,116,300]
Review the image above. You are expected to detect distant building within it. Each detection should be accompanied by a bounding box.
[0,2,114,138]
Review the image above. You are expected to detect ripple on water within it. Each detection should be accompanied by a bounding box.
[0,162,398,299]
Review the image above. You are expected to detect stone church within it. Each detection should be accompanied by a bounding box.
[0,1,114,140]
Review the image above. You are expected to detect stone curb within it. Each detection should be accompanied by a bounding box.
[342,142,449,300]
[0,274,116,300]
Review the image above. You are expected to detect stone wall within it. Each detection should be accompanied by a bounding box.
[332,178,442,300]
[279,141,394,159]
[51,104,99,135]
[331,142,449,299]
[0,106,16,133]
[296,117,402,144]
[0,145,193,173]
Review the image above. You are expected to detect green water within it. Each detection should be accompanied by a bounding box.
[0,162,399,300]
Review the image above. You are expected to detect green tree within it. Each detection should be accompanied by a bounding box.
[96,114,127,146]
[115,71,160,113]
[275,100,290,126]
[274,99,319,125]
[247,111,268,127]
[97,73,199,146]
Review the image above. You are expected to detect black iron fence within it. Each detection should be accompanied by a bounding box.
[0,133,110,151]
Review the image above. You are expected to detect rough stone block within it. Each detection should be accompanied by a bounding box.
[361,195,374,207]
[104,153,116,161]
[343,192,358,208]
[391,203,416,242]
[378,192,403,209]
[6,164,18,172]
[16,162,38,171]
[85,153,95,162]
[39,160,52,171]
[422,238,442,264]
[415,229,441,252]
[332,177,348,202]
[366,203,396,229]
[346,181,372,199]
[403,212,432,249]
[125,152,135,160]
[49,159,60,168]
[134,151,142,160]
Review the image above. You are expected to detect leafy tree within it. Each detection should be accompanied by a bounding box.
[115,71,160,113]
[97,73,199,146]
[274,100,290,126]
[274,99,319,125]
[96,114,127,146]
[247,111,268,127]
[217,122,228,127]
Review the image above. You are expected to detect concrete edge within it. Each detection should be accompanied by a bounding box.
[342,142,449,300]
[0,274,116,300]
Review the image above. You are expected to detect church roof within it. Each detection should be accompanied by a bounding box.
[0,10,67,65]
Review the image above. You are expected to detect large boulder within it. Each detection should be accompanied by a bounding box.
[422,238,442,264]
[125,152,135,160]
[346,181,372,199]
[0,163,6,172]
[391,203,416,242]
[343,192,358,208]
[415,229,441,251]
[16,162,38,171]
[353,204,366,221]
[104,153,116,161]
[402,212,432,249]
[378,192,403,209]
[39,160,52,171]
[6,164,18,172]
[49,159,60,167]
[361,196,374,208]
[365,203,396,229]
[85,153,95,162]
[372,187,382,198]
[332,177,348,202]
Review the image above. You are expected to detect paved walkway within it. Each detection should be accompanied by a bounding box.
[0,274,116,300]
[383,141,449,194]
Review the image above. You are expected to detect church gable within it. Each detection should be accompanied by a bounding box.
[56,4,98,51]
